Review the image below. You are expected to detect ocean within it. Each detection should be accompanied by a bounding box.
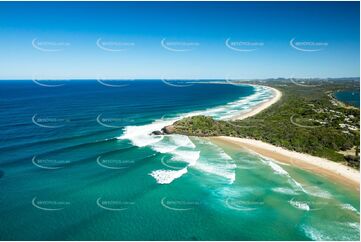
[335,90,360,108]
[0,80,359,240]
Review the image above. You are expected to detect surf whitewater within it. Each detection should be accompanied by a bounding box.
[118,85,274,184]
[1,80,358,240]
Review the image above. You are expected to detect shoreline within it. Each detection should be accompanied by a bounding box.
[212,85,360,191]
[230,85,282,120]
[210,136,360,191]
[328,90,359,110]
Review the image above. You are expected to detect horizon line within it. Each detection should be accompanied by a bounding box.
[0,77,360,81]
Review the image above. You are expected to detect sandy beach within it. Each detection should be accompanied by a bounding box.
[214,85,360,190]
[230,85,282,120]
[210,136,360,190]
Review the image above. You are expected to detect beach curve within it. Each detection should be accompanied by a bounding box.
[230,85,282,120]
[212,84,360,190]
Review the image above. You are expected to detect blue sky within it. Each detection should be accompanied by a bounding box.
[0,1,359,79]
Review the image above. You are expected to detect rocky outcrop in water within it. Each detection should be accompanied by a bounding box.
[150,125,176,135]
[161,125,175,134]
[150,130,163,135]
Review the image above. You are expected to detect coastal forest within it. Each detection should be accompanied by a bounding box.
[171,79,360,168]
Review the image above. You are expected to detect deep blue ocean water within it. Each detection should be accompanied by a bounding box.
[0,80,359,240]
[335,90,360,108]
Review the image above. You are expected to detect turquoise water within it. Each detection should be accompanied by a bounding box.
[335,90,360,108]
[0,80,359,240]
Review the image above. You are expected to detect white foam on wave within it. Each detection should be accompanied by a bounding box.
[301,224,331,241]
[178,85,274,121]
[149,168,188,184]
[265,159,289,175]
[258,156,330,199]
[118,119,171,147]
[194,162,236,184]
[340,203,360,214]
[169,134,196,148]
[151,143,177,153]
[259,156,308,194]
[345,222,361,231]
[301,222,360,241]
[291,180,307,193]
[118,84,275,184]
[219,151,234,160]
[170,150,200,166]
[272,187,299,195]
[258,152,334,199]
[336,222,360,240]
[151,135,196,155]
[289,199,310,211]
[118,118,198,181]
[259,155,334,199]
[302,186,332,199]
[192,141,237,184]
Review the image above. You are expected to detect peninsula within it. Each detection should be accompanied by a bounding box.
[163,78,360,189]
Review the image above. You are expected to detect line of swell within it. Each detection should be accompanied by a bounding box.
[0,129,117,152]
[1,137,132,167]
[33,138,122,157]
[66,149,158,168]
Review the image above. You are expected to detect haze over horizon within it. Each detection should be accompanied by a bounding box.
[0,1,359,79]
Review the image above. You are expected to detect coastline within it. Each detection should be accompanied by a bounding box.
[209,136,360,191]
[212,85,360,190]
[230,85,282,120]
[328,90,359,110]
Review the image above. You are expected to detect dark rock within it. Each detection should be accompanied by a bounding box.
[161,125,175,134]
[150,130,163,135]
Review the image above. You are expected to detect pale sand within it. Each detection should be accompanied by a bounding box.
[212,85,360,190]
[230,85,282,120]
[210,136,360,190]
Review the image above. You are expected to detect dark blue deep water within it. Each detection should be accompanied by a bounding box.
[335,90,360,108]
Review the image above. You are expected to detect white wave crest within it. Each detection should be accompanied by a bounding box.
[194,162,236,184]
[259,156,308,194]
[149,168,188,184]
[340,203,360,214]
[301,224,331,241]
[192,141,236,184]
[302,186,332,199]
[272,187,299,195]
[171,150,200,166]
[301,222,360,241]
[118,84,275,184]
[289,199,310,211]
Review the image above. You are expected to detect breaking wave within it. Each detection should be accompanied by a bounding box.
[118,84,275,184]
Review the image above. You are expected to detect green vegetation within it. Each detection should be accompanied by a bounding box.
[172,79,360,168]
